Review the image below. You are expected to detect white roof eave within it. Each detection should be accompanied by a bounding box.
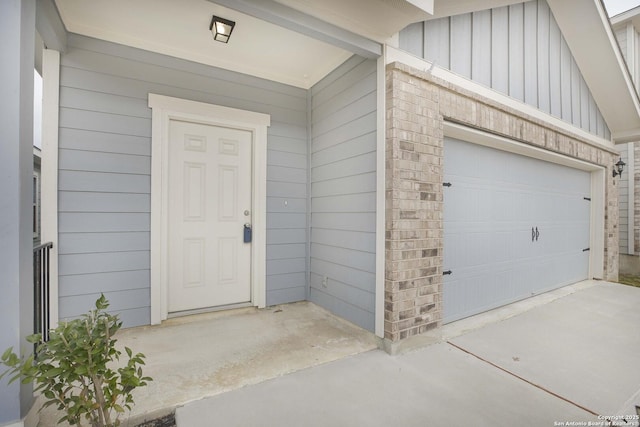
[547,0,640,143]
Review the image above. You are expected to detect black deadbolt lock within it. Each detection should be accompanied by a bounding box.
[244,223,252,243]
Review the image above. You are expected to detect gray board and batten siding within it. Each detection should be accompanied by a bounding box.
[309,56,377,331]
[58,34,310,327]
[399,0,611,139]
[615,26,629,64]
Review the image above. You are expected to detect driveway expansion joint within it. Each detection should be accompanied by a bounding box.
[446,340,600,418]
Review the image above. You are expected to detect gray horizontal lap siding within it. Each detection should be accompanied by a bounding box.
[309,56,377,331]
[59,35,308,326]
[399,0,611,139]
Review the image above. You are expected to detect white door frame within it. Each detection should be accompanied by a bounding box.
[148,94,270,324]
[41,48,60,327]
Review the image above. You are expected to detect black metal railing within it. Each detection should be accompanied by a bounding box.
[33,242,53,344]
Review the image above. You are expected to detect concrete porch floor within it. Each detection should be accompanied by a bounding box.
[37,301,379,426]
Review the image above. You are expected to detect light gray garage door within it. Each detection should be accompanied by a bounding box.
[443,137,591,323]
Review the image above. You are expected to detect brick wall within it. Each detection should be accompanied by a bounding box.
[385,62,619,343]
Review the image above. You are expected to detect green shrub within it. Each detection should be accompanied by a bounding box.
[1,295,151,427]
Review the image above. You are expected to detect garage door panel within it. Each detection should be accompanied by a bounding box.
[445,233,464,270]
[448,232,487,269]
[517,229,537,261]
[449,227,534,269]
[493,231,513,263]
[445,263,533,322]
[532,251,587,293]
[444,185,479,222]
[443,137,590,323]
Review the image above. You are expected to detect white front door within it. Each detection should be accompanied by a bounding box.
[168,119,252,313]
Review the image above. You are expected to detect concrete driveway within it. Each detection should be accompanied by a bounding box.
[176,280,640,427]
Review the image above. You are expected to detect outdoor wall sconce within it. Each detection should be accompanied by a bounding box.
[613,157,626,178]
[210,15,235,43]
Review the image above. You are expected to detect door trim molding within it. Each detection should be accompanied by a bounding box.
[148,94,270,324]
[375,52,386,338]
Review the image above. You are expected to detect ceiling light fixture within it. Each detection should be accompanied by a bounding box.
[210,15,235,43]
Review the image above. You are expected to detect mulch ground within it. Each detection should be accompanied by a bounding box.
[135,413,176,427]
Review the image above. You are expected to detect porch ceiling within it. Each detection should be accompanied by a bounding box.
[54,0,353,89]
[54,0,443,88]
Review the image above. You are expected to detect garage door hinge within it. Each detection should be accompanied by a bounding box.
[443,270,452,275]
[443,182,452,187]
[584,197,591,201]
[583,248,590,252]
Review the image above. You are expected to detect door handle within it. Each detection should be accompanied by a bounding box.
[243,223,252,243]
[532,227,535,242]
[535,227,539,241]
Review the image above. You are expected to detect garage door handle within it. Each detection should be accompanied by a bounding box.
[535,227,539,241]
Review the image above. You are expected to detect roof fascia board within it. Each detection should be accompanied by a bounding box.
[547,0,640,143]
[610,5,640,26]
[610,7,640,35]
[208,0,382,58]
[37,0,67,52]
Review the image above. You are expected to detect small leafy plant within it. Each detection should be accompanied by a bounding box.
[1,295,151,427]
